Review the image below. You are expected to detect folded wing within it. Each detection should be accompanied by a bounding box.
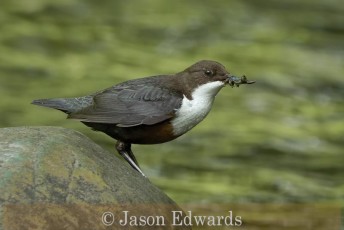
[68,84,183,127]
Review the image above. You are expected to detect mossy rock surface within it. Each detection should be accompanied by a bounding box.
[0,126,189,230]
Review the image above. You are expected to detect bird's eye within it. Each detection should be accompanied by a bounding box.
[204,70,213,76]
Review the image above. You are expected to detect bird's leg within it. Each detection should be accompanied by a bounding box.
[115,141,146,177]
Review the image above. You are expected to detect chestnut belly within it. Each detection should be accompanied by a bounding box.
[82,121,178,144]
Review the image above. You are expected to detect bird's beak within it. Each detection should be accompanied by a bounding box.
[226,75,255,87]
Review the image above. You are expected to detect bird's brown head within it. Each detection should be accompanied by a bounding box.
[182,60,230,85]
[174,60,233,98]
[177,60,255,94]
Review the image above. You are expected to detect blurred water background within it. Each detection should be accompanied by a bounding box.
[1,0,343,227]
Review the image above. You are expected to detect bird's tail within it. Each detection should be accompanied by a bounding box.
[31,97,92,114]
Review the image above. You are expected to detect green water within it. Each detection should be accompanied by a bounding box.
[1,0,343,224]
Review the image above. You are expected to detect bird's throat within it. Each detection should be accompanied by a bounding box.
[171,81,224,136]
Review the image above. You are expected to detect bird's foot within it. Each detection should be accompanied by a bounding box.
[115,141,146,177]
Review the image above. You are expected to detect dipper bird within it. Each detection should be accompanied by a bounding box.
[32,60,254,177]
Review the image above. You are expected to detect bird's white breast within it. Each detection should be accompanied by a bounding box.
[171,81,225,136]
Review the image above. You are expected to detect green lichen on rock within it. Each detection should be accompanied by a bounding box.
[0,126,189,230]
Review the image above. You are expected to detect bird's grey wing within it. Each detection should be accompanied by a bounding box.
[68,85,183,127]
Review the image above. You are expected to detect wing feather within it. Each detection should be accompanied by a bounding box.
[68,82,182,127]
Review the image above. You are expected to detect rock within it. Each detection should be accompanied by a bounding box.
[0,126,190,230]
